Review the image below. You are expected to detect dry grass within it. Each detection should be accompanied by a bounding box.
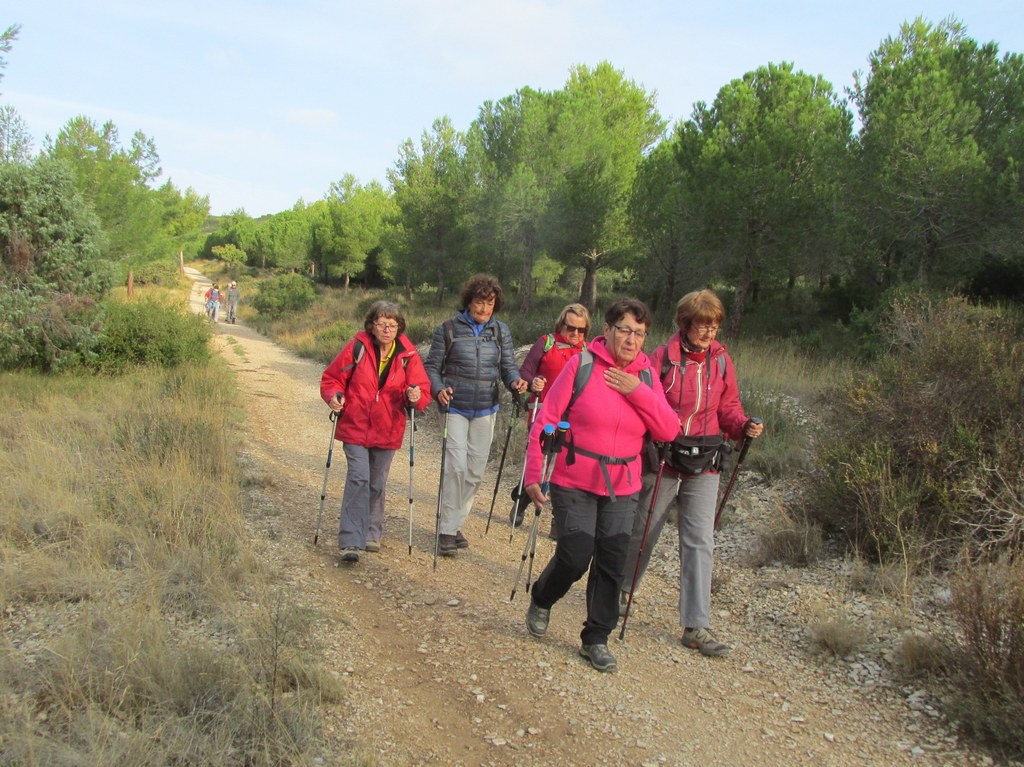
[0,360,338,765]
[750,501,824,567]
[808,613,869,658]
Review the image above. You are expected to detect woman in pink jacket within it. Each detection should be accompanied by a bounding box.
[521,298,678,673]
[320,301,431,562]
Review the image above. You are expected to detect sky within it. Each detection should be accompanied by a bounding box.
[4,1,1023,218]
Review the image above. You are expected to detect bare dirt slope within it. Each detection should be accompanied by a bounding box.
[187,270,985,767]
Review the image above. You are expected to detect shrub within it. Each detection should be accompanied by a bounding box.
[751,503,824,567]
[949,556,1024,758]
[251,273,316,319]
[311,320,360,363]
[808,614,868,658]
[93,299,211,373]
[803,293,1024,564]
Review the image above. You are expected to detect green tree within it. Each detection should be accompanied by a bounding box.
[853,17,1024,289]
[0,157,110,370]
[0,105,33,163]
[678,62,853,335]
[317,175,395,289]
[388,117,470,303]
[627,140,692,315]
[44,116,163,261]
[547,62,666,311]
[0,23,18,91]
[465,87,558,311]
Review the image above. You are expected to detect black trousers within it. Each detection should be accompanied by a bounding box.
[531,484,639,645]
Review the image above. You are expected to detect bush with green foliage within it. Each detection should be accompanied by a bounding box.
[803,293,1024,564]
[0,158,112,371]
[250,273,316,319]
[93,300,211,373]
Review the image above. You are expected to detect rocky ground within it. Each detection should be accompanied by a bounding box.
[190,270,1008,767]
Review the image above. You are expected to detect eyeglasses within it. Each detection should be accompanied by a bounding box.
[563,325,587,335]
[692,324,720,335]
[611,325,647,340]
[374,322,399,332]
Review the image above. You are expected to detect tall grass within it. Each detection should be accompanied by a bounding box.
[0,363,342,765]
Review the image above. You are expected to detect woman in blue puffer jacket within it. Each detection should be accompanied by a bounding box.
[424,274,528,556]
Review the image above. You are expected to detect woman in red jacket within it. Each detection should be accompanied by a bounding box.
[511,303,591,530]
[320,301,431,562]
[621,289,763,656]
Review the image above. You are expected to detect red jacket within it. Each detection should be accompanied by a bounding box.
[650,333,748,443]
[519,332,586,404]
[320,331,432,450]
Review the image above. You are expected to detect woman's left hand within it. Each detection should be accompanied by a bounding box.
[512,379,529,395]
[744,419,764,439]
[407,385,421,404]
[603,368,639,395]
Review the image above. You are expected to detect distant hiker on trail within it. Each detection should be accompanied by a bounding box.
[522,298,678,673]
[511,303,591,531]
[620,289,764,657]
[320,301,431,563]
[204,283,221,322]
[424,274,528,557]
[225,281,240,324]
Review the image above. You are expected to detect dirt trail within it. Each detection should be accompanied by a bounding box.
[186,270,982,767]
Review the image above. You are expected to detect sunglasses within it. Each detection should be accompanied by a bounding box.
[563,325,587,334]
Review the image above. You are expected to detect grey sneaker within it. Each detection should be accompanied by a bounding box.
[525,600,550,637]
[364,540,381,553]
[681,626,731,656]
[437,534,458,556]
[339,547,360,563]
[579,643,617,672]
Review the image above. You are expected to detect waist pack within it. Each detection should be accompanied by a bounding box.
[661,435,725,475]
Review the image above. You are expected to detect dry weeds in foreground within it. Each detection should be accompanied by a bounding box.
[0,363,343,766]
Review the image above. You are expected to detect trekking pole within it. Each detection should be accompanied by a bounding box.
[432,405,451,570]
[406,404,416,556]
[508,397,542,542]
[510,421,569,601]
[619,444,671,639]
[714,417,762,530]
[313,409,340,546]
[485,392,523,534]
[524,420,570,594]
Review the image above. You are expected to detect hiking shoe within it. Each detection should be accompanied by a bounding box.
[579,643,617,672]
[339,547,360,563]
[454,530,470,549]
[364,540,380,553]
[618,590,630,618]
[525,600,550,637]
[681,626,731,657]
[437,534,458,556]
[509,505,526,528]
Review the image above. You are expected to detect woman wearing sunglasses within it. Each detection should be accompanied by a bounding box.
[511,304,592,529]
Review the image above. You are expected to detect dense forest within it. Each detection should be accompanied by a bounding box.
[3,16,1023,371]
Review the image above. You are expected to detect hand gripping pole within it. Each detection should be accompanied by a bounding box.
[510,421,569,601]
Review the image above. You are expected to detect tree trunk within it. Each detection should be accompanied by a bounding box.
[729,251,756,339]
[579,250,600,314]
[517,252,534,313]
[178,249,184,275]
[127,270,134,298]
[343,272,350,293]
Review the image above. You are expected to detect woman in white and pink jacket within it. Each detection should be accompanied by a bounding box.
[521,298,678,673]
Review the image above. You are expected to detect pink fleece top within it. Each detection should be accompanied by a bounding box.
[523,336,679,497]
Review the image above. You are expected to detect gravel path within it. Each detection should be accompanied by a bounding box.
[188,270,993,767]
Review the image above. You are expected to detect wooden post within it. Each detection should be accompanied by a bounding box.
[127,270,134,298]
